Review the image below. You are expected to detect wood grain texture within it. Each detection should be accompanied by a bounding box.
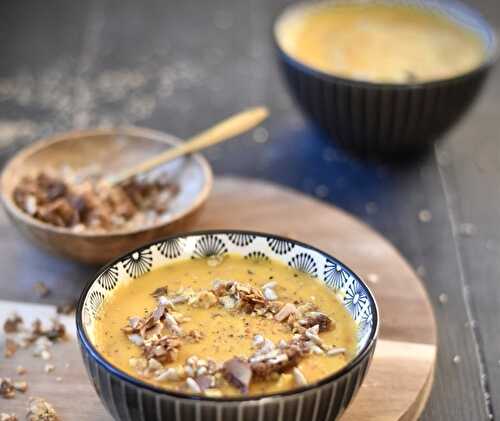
[0,178,436,420]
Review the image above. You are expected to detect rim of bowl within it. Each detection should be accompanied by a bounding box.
[273,0,499,90]
[0,127,213,238]
[76,229,380,402]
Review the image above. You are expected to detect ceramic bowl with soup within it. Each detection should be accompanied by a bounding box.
[274,0,497,156]
[77,231,378,420]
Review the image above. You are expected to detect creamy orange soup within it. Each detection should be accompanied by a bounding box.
[93,255,357,396]
[277,2,486,83]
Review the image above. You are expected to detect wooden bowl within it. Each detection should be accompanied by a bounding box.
[0,127,213,265]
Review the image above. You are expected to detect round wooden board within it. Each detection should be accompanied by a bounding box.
[194,177,438,421]
[0,176,437,421]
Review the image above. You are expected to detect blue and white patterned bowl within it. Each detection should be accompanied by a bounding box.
[274,0,498,157]
[76,231,379,421]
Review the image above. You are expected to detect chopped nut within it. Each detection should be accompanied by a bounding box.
[44,364,55,373]
[56,301,76,315]
[190,291,218,309]
[128,334,144,346]
[148,358,163,371]
[185,330,204,343]
[13,381,28,393]
[3,313,23,333]
[194,374,213,391]
[33,282,50,298]
[0,414,17,421]
[163,313,182,336]
[219,295,237,310]
[0,378,15,399]
[275,303,299,322]
[16,366,27,375]
[26,397,59,421]
[151,286,168,298]
[223,358,252,394]
[301,312,332,332]
[13,171,179,233]
[4,339,17,358]
[251,346,303,379]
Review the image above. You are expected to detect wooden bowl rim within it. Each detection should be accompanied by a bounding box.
[0,126,213,238]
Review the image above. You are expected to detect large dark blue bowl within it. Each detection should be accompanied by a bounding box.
[76,230,378,421]
[274,0,498,157]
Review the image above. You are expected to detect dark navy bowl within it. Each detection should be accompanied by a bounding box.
[274,0,498,157]
[76,230,379,421]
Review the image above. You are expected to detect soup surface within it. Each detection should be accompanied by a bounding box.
[92,255,357,396]
[277,2,486,83]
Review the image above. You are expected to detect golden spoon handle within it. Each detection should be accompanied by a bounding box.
[108,106,269,186]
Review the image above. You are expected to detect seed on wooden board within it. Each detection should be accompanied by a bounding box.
[458,223,477,237]
[418,209,432,223]
[44,364,55,373]
[438,294,448,304]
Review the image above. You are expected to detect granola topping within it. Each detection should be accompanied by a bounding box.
[13,170,179,233]
[120,278,339,395]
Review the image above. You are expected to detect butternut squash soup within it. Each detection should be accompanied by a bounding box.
[93,255,358,396]
[277,2,486,83]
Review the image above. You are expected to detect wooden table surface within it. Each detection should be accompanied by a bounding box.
[0,1,498,419]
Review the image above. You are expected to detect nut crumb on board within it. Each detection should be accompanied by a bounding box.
[0,414,18,421]
[13,381,28,393]
[0,378,16,399]
[27,397,59,421]
[3,313,67,358]
[33,282,50,298]
[4,339,17,358]
[44,364,55,374]
[56,301,76,315]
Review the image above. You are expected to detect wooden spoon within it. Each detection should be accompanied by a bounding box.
[107,106,269,186]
